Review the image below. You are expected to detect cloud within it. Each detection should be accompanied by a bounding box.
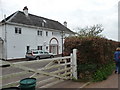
[0,0,119,41]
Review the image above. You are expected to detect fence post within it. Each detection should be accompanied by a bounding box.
[72,49,78,80]
[70,53,73,79]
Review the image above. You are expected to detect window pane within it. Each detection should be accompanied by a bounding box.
[33,51,38,54]
[26,46,30,52]
[19,29,21,34]
[46,31,48,36]
[46,46,48,50]
[44,52,48,54]
[38,46,42,50]
[40,52,43,54]
[40,31,42,36]
[15,27,18,33]
[37,31,39,35]
[37,30,42,36]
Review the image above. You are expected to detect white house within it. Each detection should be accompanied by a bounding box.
[0,6,74,60]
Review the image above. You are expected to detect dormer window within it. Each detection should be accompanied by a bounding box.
[15,27,22,34]
[42,19,47,27]
[42,22,45,27]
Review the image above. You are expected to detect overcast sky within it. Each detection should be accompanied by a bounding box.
[0,0,119,41]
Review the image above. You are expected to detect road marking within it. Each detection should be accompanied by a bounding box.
[79,82,91,88]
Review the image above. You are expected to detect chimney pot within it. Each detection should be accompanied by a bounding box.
[63,21,67,27]
[23,6,28,16]
[23,6,28,10]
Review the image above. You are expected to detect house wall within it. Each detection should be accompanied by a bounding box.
[0,41,3,59]
[0,26,2,37]
[6,24,62,59]
[0,24,5,60]
[0,24,5,40]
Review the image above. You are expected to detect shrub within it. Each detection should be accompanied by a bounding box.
[64,36,119,81]
[92,61,115,82]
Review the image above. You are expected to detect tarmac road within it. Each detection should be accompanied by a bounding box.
[1,59,52,86]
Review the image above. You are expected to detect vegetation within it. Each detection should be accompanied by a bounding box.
[76,24,104,37]
[64,36,119,82]
[92,61,115,82]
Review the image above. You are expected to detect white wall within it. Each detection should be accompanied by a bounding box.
[0,26,2,37]
[6,24,62,59]
[0,41,3,59]
[0,24,5,40]
[0,24,6,59]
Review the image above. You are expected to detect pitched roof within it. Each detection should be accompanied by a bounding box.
[1,11,74,33]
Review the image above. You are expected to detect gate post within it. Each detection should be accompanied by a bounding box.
[72,49,78,80]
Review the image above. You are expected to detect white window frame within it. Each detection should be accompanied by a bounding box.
[15,27,22,34]
[37,30,42,36]
[46,31,48,36]
[37,46,42,50]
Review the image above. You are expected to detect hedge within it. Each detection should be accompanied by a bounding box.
[64,36,119,81]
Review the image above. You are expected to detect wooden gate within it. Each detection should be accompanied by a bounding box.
[0,49,77,88]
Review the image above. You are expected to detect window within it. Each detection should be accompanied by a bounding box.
[46,46,48,50]
[44,52,48,54]
[37,30,42,36]
[46,31,48,36]
[33,51,38,54]
[39,51,43,54]
[37,46,42,50]
[52,32,59,36]
[42,22,45,27]
[26,46,30,52]
[15,27,22,34]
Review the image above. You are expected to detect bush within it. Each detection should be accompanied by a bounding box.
[64,36,119,81]
[64,36,118,65]
[92,61,115,82]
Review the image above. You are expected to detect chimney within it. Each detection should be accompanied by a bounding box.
[63,21,67,27]
[23,6,28,16]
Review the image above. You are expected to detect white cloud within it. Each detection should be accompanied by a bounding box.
[0,0,119,41]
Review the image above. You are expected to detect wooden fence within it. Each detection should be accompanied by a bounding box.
[0,49,77,88]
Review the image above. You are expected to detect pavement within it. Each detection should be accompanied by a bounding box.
[49,72,119,88]
[85,72,119,88]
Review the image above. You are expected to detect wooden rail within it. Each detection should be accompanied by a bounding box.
[1,49,77,89]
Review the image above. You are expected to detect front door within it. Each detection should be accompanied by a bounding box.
[49,38,59,55]
[50,45,58,54]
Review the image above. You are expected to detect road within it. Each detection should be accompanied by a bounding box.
[1,59,53,87]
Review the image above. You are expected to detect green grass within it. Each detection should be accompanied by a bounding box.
[92,61,115,82]
[76,61,115,82]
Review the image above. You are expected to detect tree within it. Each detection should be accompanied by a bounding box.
[77,24,104,37]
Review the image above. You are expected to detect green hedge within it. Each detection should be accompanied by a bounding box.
[64,36,119,81]
[92,61,115,82]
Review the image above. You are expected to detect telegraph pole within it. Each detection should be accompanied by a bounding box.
[61,31,64,57]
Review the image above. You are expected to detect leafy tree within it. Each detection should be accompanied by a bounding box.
[76,24,104,37]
